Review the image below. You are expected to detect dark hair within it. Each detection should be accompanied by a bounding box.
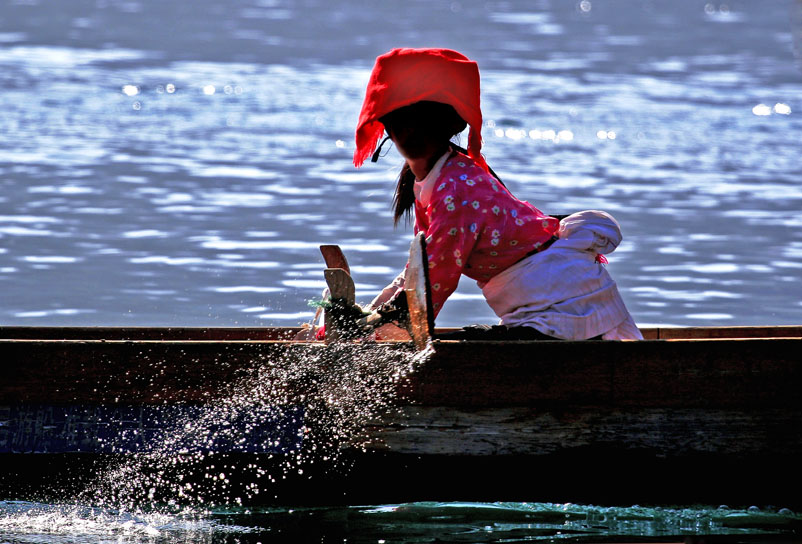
[380,101,468,225]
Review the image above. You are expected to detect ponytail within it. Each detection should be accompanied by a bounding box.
[392,162,416,225]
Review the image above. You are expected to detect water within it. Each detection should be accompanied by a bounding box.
[2,0,802,541]
[1,501,800,543]
[1,0,801,328]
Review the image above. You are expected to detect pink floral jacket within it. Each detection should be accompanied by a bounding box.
[414,151,559,315]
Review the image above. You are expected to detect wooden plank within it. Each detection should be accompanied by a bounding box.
[1,335,799,407]
[653,325,802,340]
[399,338,802,408]
[0,325,799,342]
[323,268,355,304]
[0,327,302,341]
[0,340,323,404]
[404,233,435,350]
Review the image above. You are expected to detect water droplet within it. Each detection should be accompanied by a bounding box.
[122,84,139,96]
[203,85,216,95]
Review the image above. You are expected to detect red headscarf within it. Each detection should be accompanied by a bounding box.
[353,48,488,172]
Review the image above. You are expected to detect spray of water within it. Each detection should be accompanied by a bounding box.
[0,500,257,543]
[79,341,429,512]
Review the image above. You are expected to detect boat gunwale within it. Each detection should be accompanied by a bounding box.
[0,325,801,342]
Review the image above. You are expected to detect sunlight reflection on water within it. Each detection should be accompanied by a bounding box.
[1,500,799,544]
[0,0,801,327]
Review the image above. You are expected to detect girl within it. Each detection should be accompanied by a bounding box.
[354,48,641,341]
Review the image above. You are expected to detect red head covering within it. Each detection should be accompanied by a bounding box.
[353,48,488,172]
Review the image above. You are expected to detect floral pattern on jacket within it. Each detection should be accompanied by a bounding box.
[414,152,559,315]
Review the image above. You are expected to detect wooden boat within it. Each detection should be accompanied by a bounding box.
[1,237,800,508]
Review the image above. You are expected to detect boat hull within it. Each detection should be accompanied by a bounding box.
[1,326,800,507]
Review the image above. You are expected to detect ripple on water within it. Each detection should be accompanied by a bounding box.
[1,0,800,328]
[2,500,798,543]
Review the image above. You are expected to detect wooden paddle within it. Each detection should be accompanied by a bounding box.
[319,239,433,348]
[404,233,435,349]
[320,245,357,343]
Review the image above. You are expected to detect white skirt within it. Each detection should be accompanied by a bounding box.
[481,210,643,340]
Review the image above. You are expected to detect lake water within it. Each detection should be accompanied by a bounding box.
[1,0,801,329]
[1,500,800,543]
[1,0,802,541]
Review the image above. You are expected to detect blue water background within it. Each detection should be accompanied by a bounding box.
[1,0,801,328]
[2,1,802,542]
[1,500,800,543]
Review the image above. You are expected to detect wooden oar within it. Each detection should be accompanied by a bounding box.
[404,233,435,349]
[320,245,350,275]
[302,245,350,342]
[319,240,433,348]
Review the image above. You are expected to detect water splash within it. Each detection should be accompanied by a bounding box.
[78,342,425,511]
[0,500,256,544]
[2,500,799,544]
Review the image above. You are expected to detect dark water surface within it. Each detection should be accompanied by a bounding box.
[2,0,802,542]
[1,500,800,543]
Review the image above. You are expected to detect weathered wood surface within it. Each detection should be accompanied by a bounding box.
[404,233,435,350]
[0,327,303,341]
[0,339,326,404]
[1,331,800,408]
[1,326,801,507]
[363,336,801,458]
[1,324,800,341]
[319,244,350,274]
[399,337,802,408]
[641,325,802,340]
[365,405,802,457]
